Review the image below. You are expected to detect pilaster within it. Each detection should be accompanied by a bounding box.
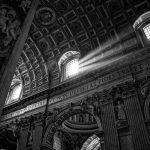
[122,82,150,149]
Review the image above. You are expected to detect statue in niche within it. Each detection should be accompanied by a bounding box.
[116,100,126,120]
[26,125,35,149]
[26,116,35,149]
[80,97,89,112]
[114,98,127,127]
[140,77,150,99]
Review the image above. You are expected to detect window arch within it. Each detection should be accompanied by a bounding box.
[58,51,80,81]
[5,78,22,105]
[133,11,150,46]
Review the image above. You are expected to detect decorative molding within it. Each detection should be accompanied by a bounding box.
[1,62,150,122]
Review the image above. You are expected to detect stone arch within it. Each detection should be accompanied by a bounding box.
[40,105,102,150]
[133,11,150,30]
[55,128,75,149]
[58,51,80,71]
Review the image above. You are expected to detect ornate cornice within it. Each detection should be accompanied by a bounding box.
[2,48,150,119]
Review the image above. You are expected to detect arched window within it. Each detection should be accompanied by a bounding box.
[133,11,150,46]
[81,134,102,150]
[143,24,150,40]
[5,78,22,105]
[58,51,80,81]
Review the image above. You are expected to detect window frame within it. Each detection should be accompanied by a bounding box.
[5,81,22,105]
[59,51,80,82]
[133,11,150,46]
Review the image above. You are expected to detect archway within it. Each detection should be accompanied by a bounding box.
[40,104,102,150]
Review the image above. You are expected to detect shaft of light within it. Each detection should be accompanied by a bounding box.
[80,53,131,74]
[79,28,134,64]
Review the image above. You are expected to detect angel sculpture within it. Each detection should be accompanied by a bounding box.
[0,8,9,33]
[3,19,21,46]
[19,0,31,13]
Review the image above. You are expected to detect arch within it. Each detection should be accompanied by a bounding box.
[58,51,80,81]
[40,105,102,150]
[58,51,80,70]
[133,11,150,29]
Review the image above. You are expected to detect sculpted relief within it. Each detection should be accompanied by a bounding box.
[0,6,21,54]
[17,0,31,13]
[140,77,150,99]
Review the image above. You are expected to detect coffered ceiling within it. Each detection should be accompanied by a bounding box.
[5,0,150,99]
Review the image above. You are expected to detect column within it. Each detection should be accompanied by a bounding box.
[0,0,39,118]
[18,128,28,150]
[101,102,120,150]
[33,125,43,150]
[124,94,150,150]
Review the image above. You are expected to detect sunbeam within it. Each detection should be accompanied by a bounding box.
[80,52,132,74]
[79,27,134,65]
[79,39,117,64]
[80,48,115,67]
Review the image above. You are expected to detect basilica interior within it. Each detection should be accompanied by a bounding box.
[0,0,150,150]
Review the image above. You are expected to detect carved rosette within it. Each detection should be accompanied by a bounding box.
[35,7,56,26]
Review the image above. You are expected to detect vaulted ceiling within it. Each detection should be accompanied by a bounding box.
[6,0,150,99]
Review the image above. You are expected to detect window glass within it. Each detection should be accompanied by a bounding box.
[143,24,150,40]
[11,84,22,100]
[5,81,22,105]
[65,58,79,79]
[58,51,80,81]
[81,135,101,150]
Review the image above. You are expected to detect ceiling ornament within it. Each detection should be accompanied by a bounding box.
[35,7,56,26]
[55,0,70,14]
